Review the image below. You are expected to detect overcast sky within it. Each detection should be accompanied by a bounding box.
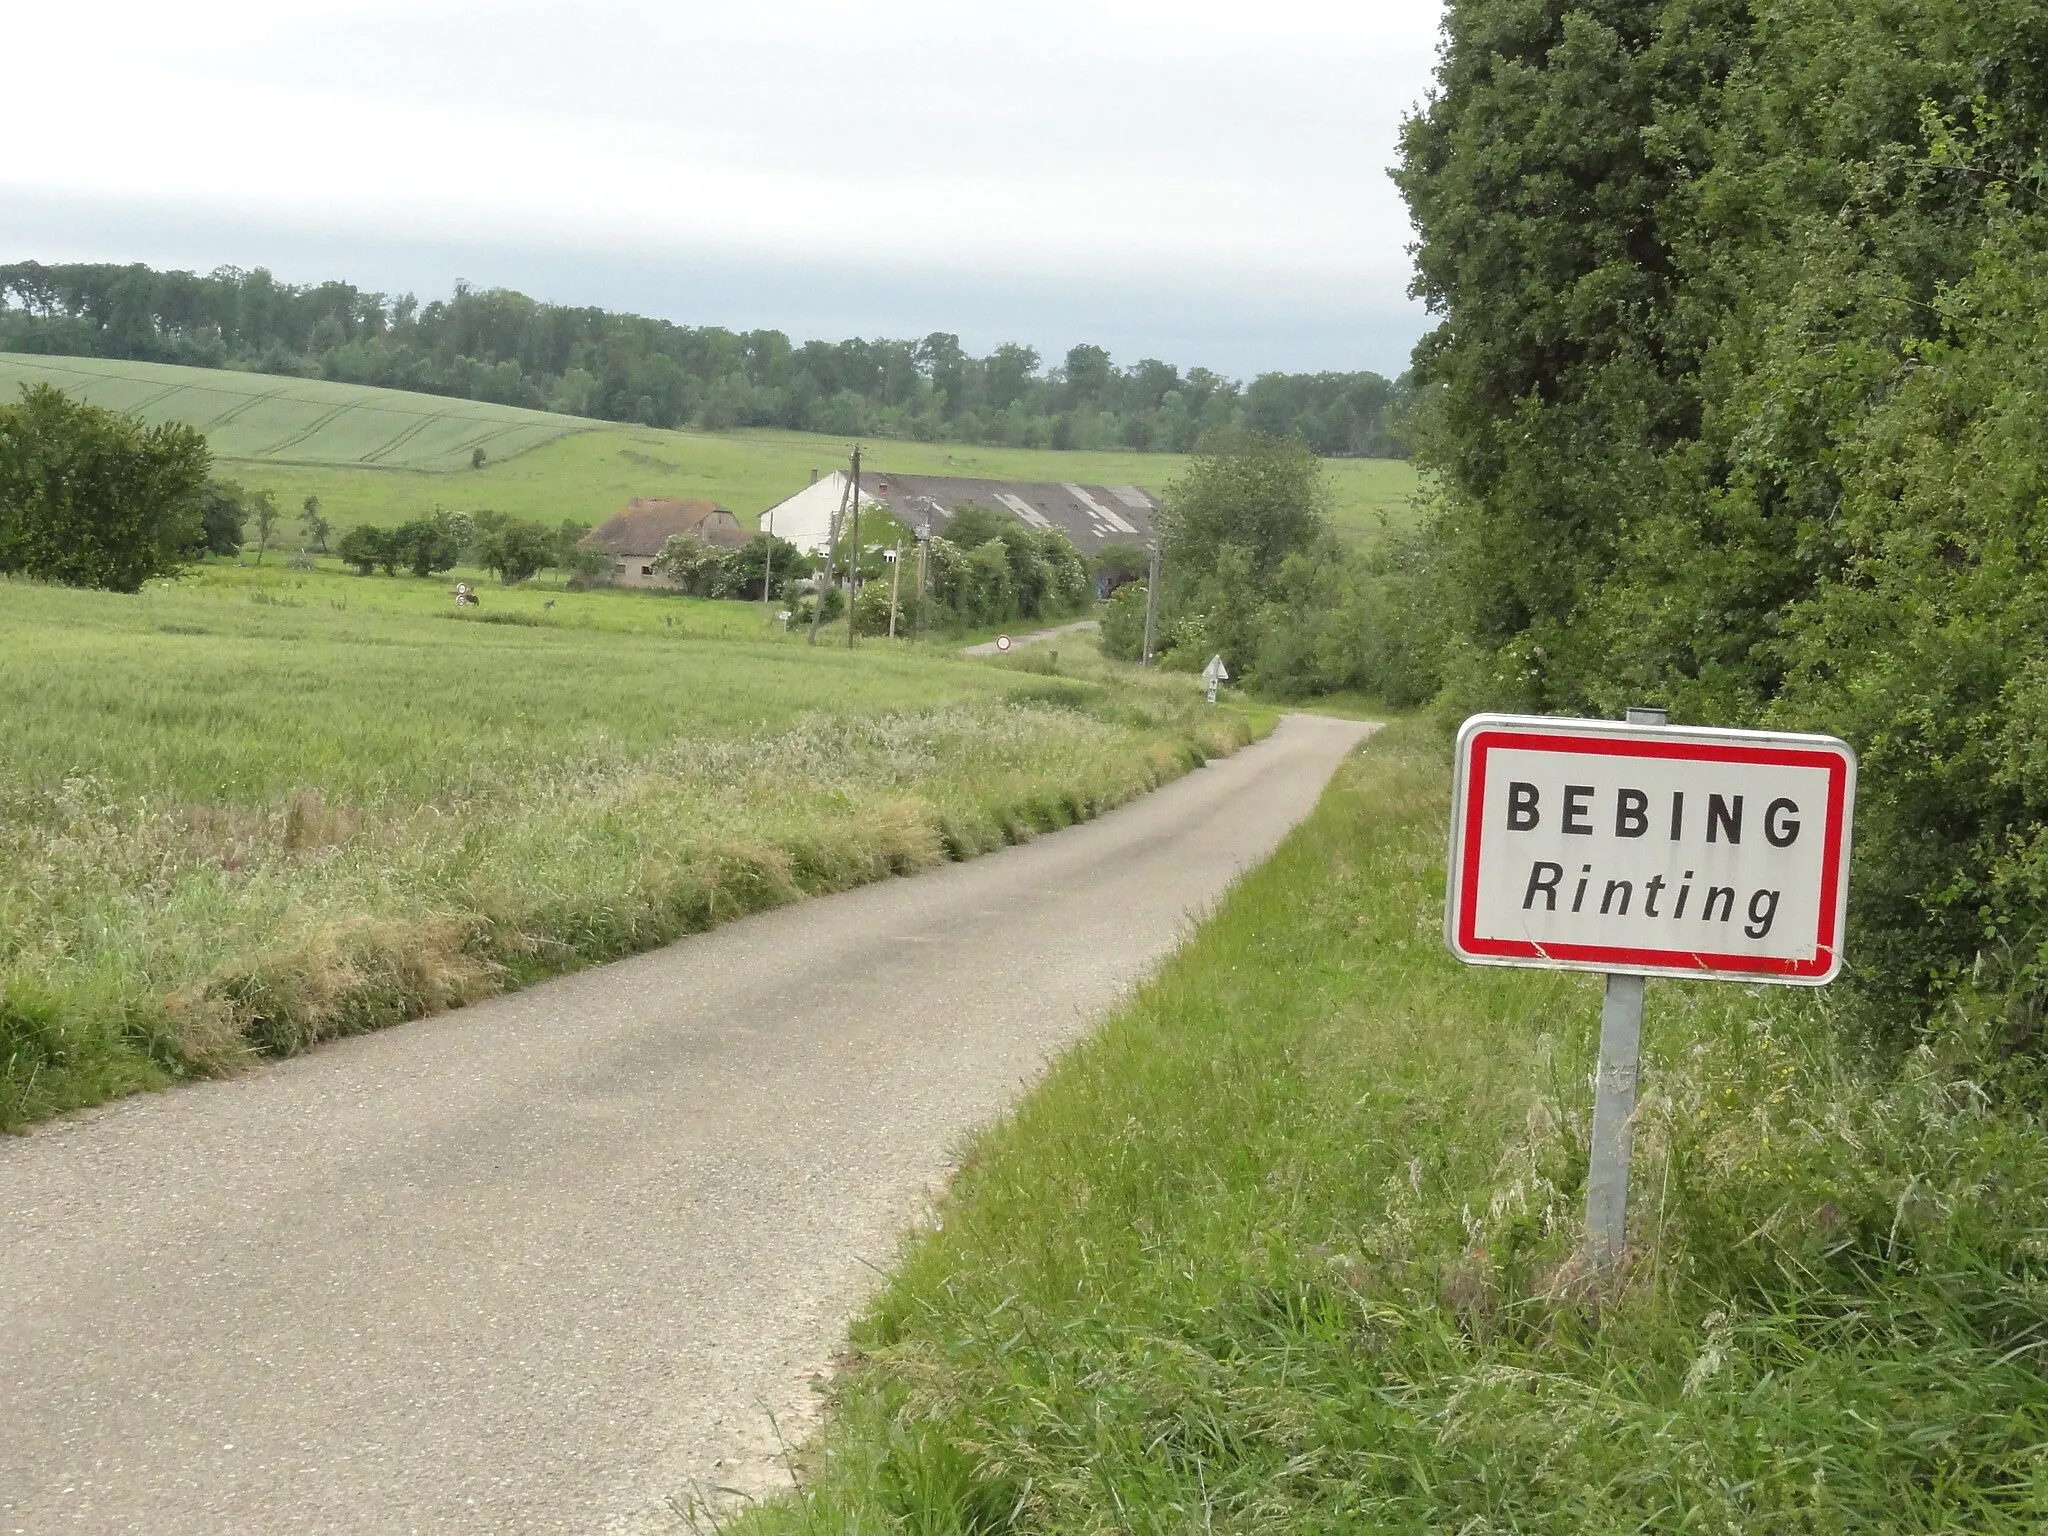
[1,1,1445,379]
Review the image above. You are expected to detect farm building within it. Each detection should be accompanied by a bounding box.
[580,498,748,588]
[759,472,1156,556]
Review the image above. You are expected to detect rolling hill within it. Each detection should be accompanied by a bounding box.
[0,353,1421,539]
[0,353,592,472]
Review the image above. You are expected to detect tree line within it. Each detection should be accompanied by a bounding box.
[1365,0,2048,1055]
[0,262,1416,457]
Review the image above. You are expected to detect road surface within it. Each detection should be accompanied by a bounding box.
[0,713,1373,1534]
[960,618,1099,655]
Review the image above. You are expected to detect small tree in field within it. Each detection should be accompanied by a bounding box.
[336,525,389,575]
[479,519,556,584]
[299,495,331,553]
[391,513,462,577]
[249,490,281,563]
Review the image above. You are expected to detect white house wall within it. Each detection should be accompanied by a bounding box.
[758,472,885,555]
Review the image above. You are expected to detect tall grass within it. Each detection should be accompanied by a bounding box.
[734,718,2048,1533]
[0,574,1259,1129]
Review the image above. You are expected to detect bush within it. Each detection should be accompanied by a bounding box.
[0,383,210,591]
[1099,582,1150,661]
[650,533,732,596]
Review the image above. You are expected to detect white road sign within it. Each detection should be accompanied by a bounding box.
[995,635,1012,653]
[1202,655,1229,684]
[1446,714,1856,983]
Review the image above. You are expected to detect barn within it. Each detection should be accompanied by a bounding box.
[580,498,748,588]
[759,472,1157,556]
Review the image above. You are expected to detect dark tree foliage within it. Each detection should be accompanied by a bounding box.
[724,532,811,602]
[1398,0,2048,1044]
[0,262,1416,457]
[390,515,463,578]
[1130,432,1335,679]
[0,384,210,591]
[335,524,388,576]
[191,478,248,558]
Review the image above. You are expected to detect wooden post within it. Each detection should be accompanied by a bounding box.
[761,508,775,615]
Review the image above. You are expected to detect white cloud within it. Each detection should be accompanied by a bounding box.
[3,0,1443,370]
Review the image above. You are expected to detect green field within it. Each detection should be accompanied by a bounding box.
[0,352,591,471]
[0,353,1422,541]
[0,567,1260,1129]
[739,719,2048,1533]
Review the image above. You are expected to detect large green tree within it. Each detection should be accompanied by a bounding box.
[0,384,210,591]
[1398,0,2048,1037]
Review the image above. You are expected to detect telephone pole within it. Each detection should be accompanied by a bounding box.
[1141,539,1162,666]
[760,507,775,616]
[845,444,862,649]
[808,472,850,646]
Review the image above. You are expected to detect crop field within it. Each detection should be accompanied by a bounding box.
[0,352,591,472]
[0,353,1423,542]
[0,567,1261,1129]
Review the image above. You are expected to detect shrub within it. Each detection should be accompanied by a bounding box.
[1099,581,1150,661]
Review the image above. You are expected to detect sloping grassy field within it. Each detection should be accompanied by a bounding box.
[0,568,1263,1129]
[737,719,2048,1533]
[0,352,590,470]
[0,353,1422,540]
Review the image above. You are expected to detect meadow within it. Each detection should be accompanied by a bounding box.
[0,353,1423,542]
[737,718,2048,1534]
[0,567,1262,1129]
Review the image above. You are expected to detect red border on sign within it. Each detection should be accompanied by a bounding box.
[1455,729,1850,977]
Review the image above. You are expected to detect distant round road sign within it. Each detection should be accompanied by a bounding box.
[995,635,1012,652]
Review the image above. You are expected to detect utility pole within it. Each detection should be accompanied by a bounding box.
[916,520,931,637]
[808,472,850,646]
[846,444,862,649]
[761,507,775,616]
[1141,539,1162,666]
[887,542,904,638]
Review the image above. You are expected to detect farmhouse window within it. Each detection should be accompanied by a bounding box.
[642,565,653,576]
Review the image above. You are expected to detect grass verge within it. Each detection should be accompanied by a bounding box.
[732,717,2048,1533]
[1,575,1262,1129]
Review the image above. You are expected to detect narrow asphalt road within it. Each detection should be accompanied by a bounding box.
[0,714,1374,1534]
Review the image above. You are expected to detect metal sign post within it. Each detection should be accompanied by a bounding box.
[1582,706,1664,1273]
[1444,707,1856,1281]
[1202,654,1228,705]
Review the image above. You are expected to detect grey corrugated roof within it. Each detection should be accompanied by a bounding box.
[856,474,1156,554]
